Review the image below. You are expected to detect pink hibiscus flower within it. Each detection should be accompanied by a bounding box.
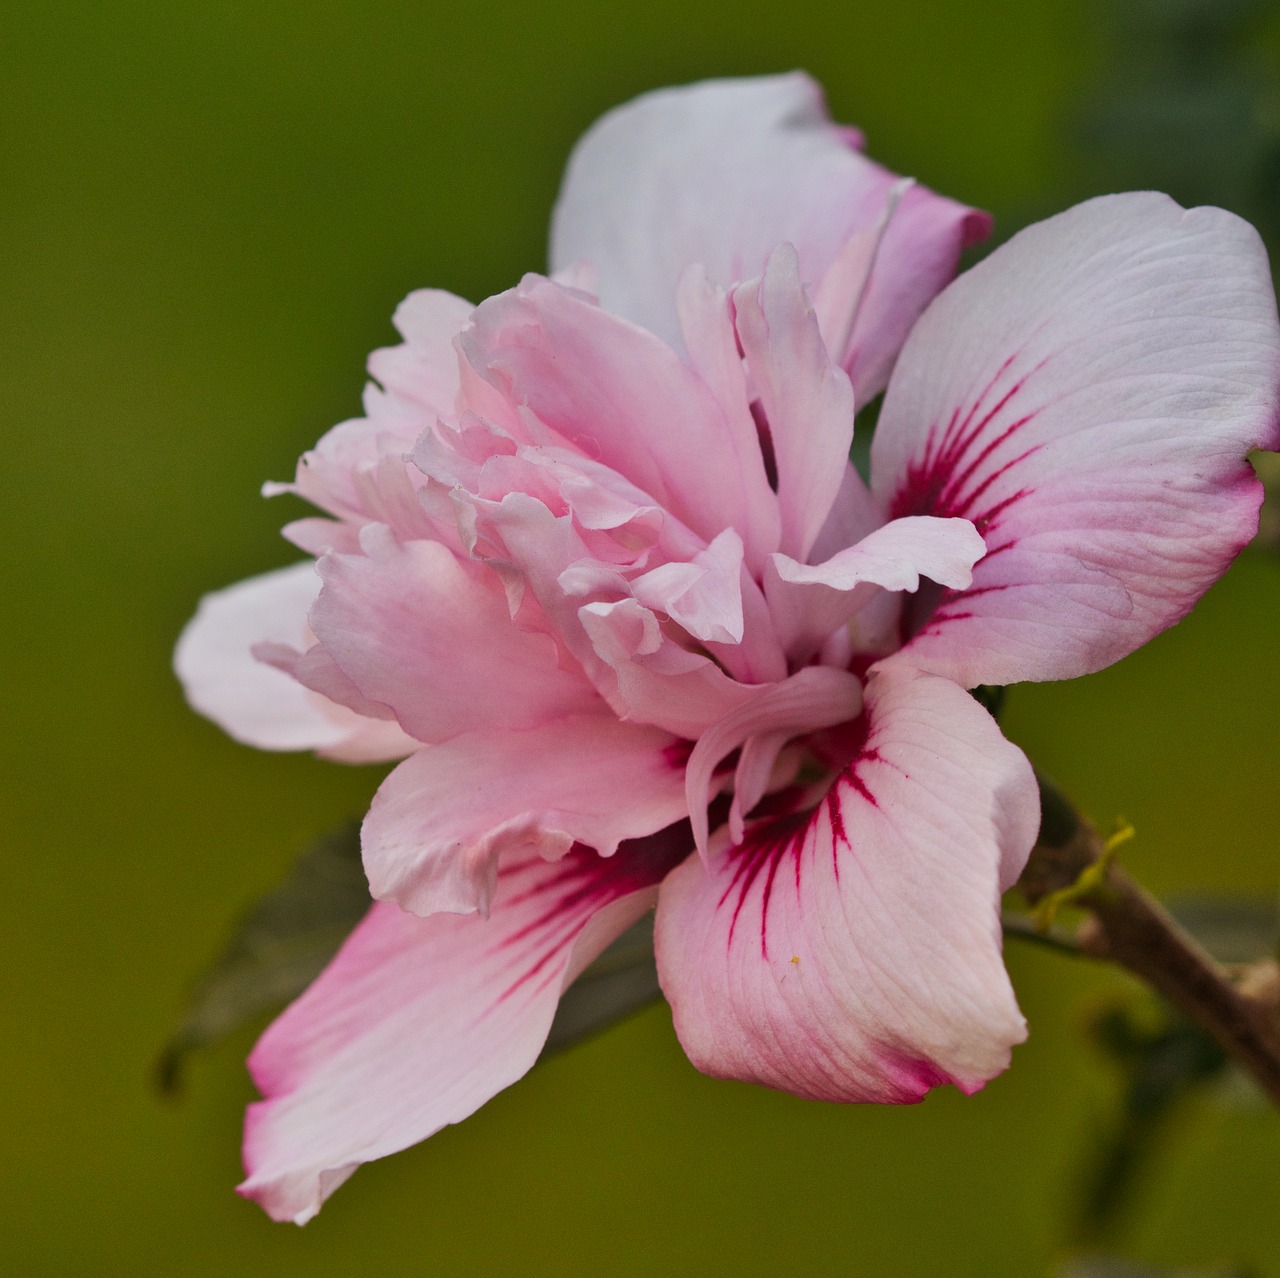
[175,74,1280,1223]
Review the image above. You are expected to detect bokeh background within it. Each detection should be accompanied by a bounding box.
[5,1,1280,1274]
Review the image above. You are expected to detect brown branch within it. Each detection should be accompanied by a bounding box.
[1017,772,1280,1106]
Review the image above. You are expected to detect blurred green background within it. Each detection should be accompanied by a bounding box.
[4,1,1279,1274]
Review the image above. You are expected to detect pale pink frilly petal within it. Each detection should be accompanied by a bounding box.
[732,244,856,563]
[361,713,690,917]
[655,665,1038,1103]
[309,524,599,745]
[447,487,764,734]
[577,597,760,738]
[550,73,989,401]
[266,288,473,545]
[765,514,986,663]
[872,193,1280,687]
[365,288,472,416]
[630,527,746,645]
[460,274,777,564]
[675,265,782,573]
[174,562,415,762]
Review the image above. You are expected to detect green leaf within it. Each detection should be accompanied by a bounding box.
[155,822,370,1095]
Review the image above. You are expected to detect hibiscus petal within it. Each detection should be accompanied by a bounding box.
[240,831,691,1224]
[310,525,599,743]
[872,193,1280,686]
[362,714,690,917]
[314,719,421,765]
[675,265,782,572]
[655,665,1038,1103]
[461,275,768,551]
[463,484,786,697]
[264,417,391,525]
[765,515,985,662]
[733,244,856,563]
[252,636,393,715]
[578,597,758,738]
[834,179,991,401]
[365,287,471,415]
[809,179,907,384]
[263,291,470,537]
[455,490,630,696]
[269,414,451,546]
[174,563,413,760]
[550,73,987,403]
[631,527,746,645]
[808,460,884,565]
[683,665,864,857]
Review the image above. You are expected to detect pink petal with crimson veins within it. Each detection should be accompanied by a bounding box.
[310,525,598,744]
[872,193,1280,687]
[549,73,988,405]
[361,714,690,917]
[683,664,865,857]
[656,665,1038,1103]
[240,831,692,1224]
[174,562,414,761]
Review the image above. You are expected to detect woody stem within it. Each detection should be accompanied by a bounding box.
[1015,773,1280,1105]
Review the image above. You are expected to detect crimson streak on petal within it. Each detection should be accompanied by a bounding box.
[655,667,1036,1105]
[716,745,884,960]
[889,356,1046,534]
[491,831,693,1005]
[718,808,808,959]
[872,194,1280,688]
[239,822,695,1224]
